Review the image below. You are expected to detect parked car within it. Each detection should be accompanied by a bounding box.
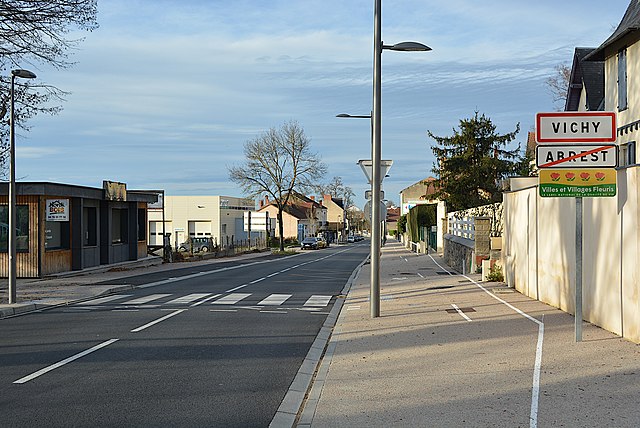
[315,236,328,248]
[178,237,212,253]
[347,235,355,243]
[301,237,319,250]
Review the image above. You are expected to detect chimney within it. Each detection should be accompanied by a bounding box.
[259,199,264,208]
[310,196,315,201]
[265,195,270,205]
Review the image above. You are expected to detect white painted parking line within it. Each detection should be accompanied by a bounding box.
[258,294,292,306]
[122,294,171,305]
[131,309,186,332]
[14,339,119,384]
[211,293,251,305]
[165,293,211,305]
[77,295,132,305]
[304,295,332,307]
[451,304,472,322]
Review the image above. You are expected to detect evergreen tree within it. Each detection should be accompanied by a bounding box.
[429,111,522,211]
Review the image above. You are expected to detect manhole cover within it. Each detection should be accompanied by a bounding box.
[446,307,476,314]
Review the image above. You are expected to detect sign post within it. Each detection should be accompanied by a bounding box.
[536,112,617,342]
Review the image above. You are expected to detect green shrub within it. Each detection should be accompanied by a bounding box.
[486,264,504,282]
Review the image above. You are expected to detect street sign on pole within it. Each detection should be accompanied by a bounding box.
[539,169,617,198]
[536,144,617,169]
[358,159,393,184]
[536,112,616,143]
[364,190,384,200]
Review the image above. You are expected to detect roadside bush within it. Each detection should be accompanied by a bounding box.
[486,264,504,282]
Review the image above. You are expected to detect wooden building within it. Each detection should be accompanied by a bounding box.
[0,181,157,278]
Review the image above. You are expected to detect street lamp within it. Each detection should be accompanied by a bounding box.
[370,0,430,318]
[8,68,36,304]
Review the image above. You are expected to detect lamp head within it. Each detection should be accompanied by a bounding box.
[11,69,37,79]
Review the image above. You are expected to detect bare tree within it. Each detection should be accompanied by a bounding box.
[545,63,571,111]
[317,176,355,208]
[229,121,327,251]
[0,0,98,176]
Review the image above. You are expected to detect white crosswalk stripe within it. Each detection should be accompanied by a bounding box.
[304,295,332,307]
[211,293,252,305]
[78,295,132,305]
[258,294,292,305]
[123,294,172,305]
[165,293,212,305]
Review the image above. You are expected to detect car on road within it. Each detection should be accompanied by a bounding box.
[301,237,319,250]
[347,235,355,243]
[178,237,212,253]
[315,236,328,248]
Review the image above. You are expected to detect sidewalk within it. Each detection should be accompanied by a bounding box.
[299,240,640,427]
[0,251,274,318]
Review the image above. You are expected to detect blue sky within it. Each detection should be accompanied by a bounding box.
[15,0,630,208]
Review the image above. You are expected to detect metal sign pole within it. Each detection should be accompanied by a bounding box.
[575,197,583,342]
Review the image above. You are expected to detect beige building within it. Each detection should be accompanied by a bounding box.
[148,195,254,249]
[258,193,328,241]
[320,194,345,241]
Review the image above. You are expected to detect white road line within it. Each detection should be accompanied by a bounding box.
[258,294,292,306]
[14,339,119,384]
[451,304,472,322]
[346,305,361,311]
[417,272,425,278]
[428,254,544,428]
[190,294,221,307]
[210,309,237,312]
[304,295,332,307]
[260,310,287,314]
[211,293,251,305]
[122,294,171,305]
[77,295,131,305]
[226,284,248,293]
[280,268,291,273]
[131,309,186,332]
[250,277,266,284]
[165,293,211,305]
[267,272,279,278]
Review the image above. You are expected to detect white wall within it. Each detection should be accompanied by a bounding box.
[503,169,640,343]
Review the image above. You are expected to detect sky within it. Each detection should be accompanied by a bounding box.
[14,0,632,209]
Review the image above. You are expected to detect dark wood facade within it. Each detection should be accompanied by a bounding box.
[0,182,157,278]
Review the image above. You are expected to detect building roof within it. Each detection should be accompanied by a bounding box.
[0,182,158,203]
[585,1,640,61]
[565,48,604,111]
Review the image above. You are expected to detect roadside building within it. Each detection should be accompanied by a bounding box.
[148,196,254,250]
[258,193,327,241]
[319,194,345,242]
[0,181,157,278]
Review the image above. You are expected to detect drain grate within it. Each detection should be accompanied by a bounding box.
[428,285,454,290]
[446,307,476,314]
[435,271,449,275]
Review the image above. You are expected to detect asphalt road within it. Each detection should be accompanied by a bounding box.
[0,243,369,427]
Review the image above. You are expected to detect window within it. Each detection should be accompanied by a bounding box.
[45,221,70,250]
[221,224,227,234]
[137,209,146,241]
[112,208,128,244]
[0,205,29,252]
[83,207,97,247]
[618,48,628,111]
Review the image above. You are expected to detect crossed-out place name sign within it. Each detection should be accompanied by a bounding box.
[536,144,617,168]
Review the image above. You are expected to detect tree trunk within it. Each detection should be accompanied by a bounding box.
[277,208,285,251]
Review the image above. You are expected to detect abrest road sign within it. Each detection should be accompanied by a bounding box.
[536,144,617,169]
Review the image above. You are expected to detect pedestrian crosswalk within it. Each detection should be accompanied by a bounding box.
[77,292,333,309]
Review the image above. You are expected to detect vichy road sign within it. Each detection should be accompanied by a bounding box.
[536,144,618,169]
[536,112,616,143]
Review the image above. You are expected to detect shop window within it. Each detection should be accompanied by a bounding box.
[45,221,70,251]
[112,208,128,244]
[137,209,146,241]
[0,205,29,252]
[83,207,97,247]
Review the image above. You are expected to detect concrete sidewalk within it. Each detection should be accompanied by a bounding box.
[298,240,640,427]
[0,250,274,318]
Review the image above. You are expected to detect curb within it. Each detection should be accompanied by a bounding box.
[269,255,368,428]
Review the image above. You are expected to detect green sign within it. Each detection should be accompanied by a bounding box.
[539,169,616,198]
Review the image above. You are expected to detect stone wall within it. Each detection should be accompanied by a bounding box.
[443,234,474,274]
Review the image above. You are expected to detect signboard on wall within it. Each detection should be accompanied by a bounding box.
[103,180,127,201]
[46,199,69,221]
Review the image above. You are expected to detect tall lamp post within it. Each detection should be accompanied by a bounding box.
[370,0,430,317]
[8,69,36,304]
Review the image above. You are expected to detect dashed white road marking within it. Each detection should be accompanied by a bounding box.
[211,293,251,305]
[131,309,186,332]
[451,304,472,322]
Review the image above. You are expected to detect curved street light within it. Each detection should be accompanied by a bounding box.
[8,68,36,304]
[370,0,431,318]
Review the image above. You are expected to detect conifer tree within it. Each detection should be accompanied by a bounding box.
[429,111,522,211]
